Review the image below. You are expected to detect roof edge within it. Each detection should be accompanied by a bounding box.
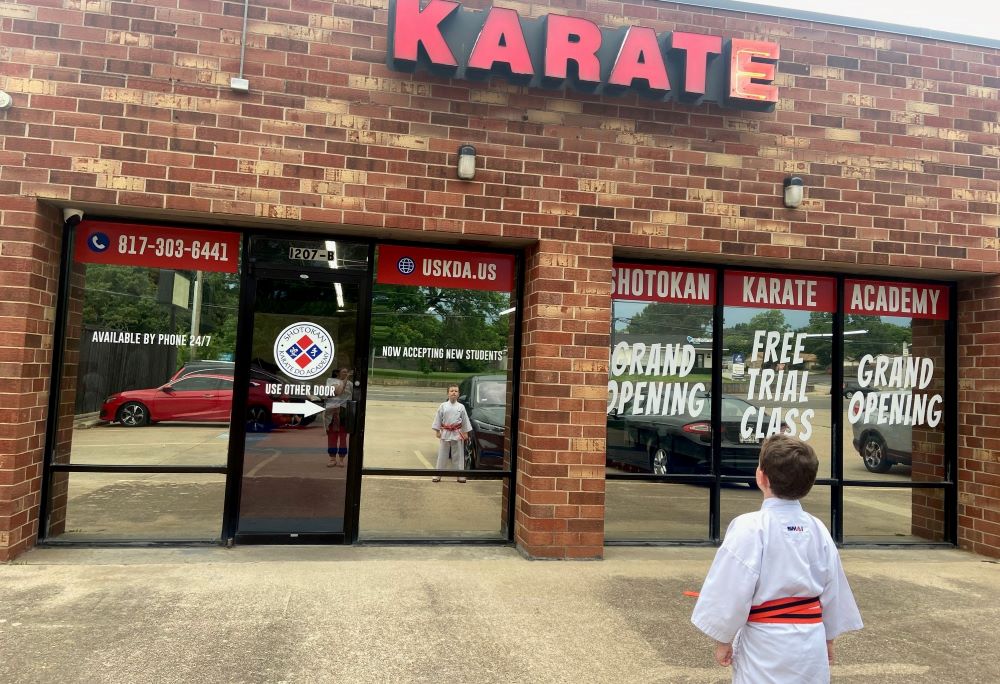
[668,0,1000,50]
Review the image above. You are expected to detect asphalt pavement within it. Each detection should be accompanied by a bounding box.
[2,545,999,683]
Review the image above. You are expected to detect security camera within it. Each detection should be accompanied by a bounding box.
[63,208,84,226]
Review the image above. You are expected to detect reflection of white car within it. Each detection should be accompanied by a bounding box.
[849,397,912,473]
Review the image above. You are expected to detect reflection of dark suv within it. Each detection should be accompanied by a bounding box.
[458,375,507,469]
[607,393,765,477]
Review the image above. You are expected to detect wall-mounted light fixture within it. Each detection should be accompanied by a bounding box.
[783,176,804,209]
[457,144,476,180]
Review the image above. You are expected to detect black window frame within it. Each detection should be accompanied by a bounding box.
[605,260,958,548]
[354,239,524,545]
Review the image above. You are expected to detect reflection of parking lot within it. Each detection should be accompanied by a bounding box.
[61,394,928,542]
[69,423,230,466]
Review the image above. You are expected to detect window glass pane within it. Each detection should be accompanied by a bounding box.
[363,247,516,474]
[842,280,948,484]
[722,271,835,477]
[843,487,946,542]
[47,472,224,541]
[605,481,708,541]
[56,226,242,469]
[236,278,361,536]
[359,476,506,539]
[721,486,832,537]
[607,264,716,478]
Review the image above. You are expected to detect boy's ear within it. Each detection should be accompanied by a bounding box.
[755,467,768,491]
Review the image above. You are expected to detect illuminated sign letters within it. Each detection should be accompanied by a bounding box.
[386,0,780,111]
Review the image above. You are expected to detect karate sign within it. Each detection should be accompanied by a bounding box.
[387,0,779,111]
[73,221,240,273]
[612,263,715,304]
[377,244,514,292]
[725,271,836,312]
[845,279,948,320]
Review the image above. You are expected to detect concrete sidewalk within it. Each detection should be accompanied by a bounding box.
[2,545,999,683]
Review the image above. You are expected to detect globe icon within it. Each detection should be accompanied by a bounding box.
[397,257,416,275]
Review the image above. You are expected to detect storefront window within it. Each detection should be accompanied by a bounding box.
[841,279,948,483]
[841,278,949,542]
[605,263,715,541]
[722,271,836,473]
[360,245,516,540]
[48,222,241,541]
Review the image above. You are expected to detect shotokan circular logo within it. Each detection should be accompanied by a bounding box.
[273,322,335,380]
[397,256,416,275]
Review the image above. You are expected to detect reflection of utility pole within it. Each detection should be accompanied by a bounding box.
[189,270,203,340]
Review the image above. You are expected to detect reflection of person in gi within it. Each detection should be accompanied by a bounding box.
[431,384,472,483]
[691,434,862,683]
[324,367,353,468]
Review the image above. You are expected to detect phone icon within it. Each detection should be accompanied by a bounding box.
[87,232,110,253]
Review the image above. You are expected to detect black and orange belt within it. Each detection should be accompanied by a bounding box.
[747,596,823,624]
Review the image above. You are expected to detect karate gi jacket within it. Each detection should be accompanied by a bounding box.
[692,497,863,683]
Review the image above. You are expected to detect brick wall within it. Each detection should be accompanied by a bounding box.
[0,200,61,561]
[516,240,611,558]
[0,0,998,559]
[957,275,1000,556]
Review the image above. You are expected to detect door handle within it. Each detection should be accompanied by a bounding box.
[343,400,358,432]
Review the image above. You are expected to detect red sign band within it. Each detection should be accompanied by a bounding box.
[725,271,836,312]
[612,263,715,304]
[73,221,241,273]
[845,279,949,320]
[377,244,515,292]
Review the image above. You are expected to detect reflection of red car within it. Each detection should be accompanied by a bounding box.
[99,373,275,429]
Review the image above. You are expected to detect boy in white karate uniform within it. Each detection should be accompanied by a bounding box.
[692,434,863,683]
[431,384,472,483]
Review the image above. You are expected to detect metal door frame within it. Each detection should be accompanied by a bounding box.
[223,236,374,545]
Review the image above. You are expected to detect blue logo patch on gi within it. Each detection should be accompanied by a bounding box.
[781,519,810,542]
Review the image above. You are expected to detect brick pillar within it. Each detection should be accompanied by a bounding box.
[0,200,63,561]
[957,276,1000,559]
[514,240,611,559]
[910,317,946,541]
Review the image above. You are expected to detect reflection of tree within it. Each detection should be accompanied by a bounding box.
[845,315,911,360]
[81,265,241,369]
[371,285,509,372]
[183,271,240,363]
[803,311,833,368]
[622,303,712,335]
[82,264,171,332]
[724,310,789,359]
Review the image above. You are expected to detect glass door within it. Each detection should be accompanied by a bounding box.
[235,273,365,541]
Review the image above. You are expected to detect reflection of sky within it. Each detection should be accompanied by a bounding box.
[723,307,810,328]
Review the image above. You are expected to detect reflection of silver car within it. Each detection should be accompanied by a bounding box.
[850,399,912,473]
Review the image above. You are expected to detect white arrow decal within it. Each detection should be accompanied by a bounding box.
[271,401,324,418]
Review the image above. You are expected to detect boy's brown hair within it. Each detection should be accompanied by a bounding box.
[758,434,818,500]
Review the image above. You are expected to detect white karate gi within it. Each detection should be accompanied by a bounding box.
[691,498,863,683]
[431,400,472,470]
